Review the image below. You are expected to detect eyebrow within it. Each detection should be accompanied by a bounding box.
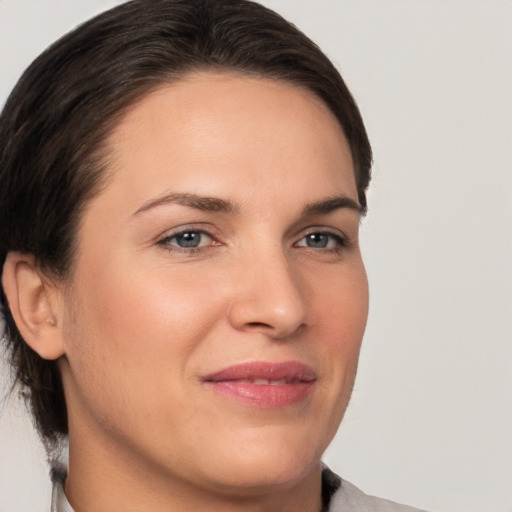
[133,192,240,216]
[132,192,362,218]
[302,196,363,216]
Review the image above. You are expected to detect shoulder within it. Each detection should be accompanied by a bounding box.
[329,478,429,512]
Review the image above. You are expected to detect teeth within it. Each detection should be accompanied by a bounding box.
[221,378,292,385]
[250,379,288,385]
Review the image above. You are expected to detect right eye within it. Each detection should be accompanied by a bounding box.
[158,230,215,251]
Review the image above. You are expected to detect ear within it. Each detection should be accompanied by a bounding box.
[2,252,65,360]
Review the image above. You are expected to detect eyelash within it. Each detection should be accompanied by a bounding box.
[157,227,350,255]
[157,226,217,255]
[294,231,349,253]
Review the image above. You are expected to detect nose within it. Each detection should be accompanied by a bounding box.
[228,250,308,339]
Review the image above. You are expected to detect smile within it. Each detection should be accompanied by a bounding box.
[202,361,317,408]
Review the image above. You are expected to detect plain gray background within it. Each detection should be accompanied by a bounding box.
[0,1,511,511]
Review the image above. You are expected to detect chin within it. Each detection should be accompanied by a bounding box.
[206,461,320,497]
[195,429,324,495]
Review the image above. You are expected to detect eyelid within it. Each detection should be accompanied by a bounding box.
[157,223,216,238]
[293,226,351,250]
[156,223,221,251]
[297,225,348,240]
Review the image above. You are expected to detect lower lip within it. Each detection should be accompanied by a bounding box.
[205,381,315,408]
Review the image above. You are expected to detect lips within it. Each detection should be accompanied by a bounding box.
[202,361,316,408]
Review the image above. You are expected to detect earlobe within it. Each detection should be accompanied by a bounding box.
[2,252,65,360]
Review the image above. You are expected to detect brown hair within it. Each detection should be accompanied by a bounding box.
[0,0,372,446]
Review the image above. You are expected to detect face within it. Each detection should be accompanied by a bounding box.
[58,72,368,496]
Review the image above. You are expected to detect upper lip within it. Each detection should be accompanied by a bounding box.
[202,361,317,383]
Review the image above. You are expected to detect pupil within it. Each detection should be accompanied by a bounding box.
[177,232,201,248]
[307,233,328,248]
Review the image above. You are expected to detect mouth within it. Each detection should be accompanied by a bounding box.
[202,361,316,408]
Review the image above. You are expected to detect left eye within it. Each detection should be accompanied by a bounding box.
[296,232,344,249]
[163,230,213,249]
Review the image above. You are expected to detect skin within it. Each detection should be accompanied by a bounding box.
[5,72,369,512]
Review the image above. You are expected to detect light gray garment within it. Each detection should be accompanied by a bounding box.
[51,473,428,512]
[329,479,428,512]
[51,477,73,512]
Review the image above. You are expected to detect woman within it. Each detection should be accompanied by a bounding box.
[0,1,426,511]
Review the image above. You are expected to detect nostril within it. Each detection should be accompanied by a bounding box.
[247,321,272,329]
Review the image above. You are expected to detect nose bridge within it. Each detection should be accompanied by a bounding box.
[228,241,308,338]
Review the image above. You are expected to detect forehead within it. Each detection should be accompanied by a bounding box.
[90,71,357,219]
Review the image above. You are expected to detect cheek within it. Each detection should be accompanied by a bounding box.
[61,259,228,422]
[309,260,368,421]
[314,259,369,348]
